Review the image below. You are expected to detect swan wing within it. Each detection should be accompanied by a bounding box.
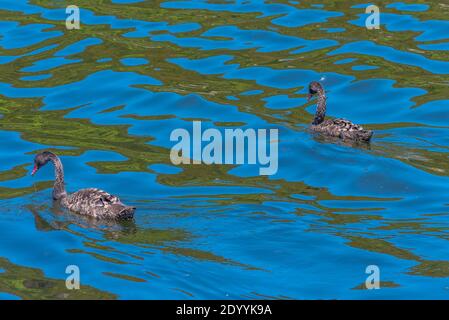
[331,118,364,131]
[71,188,121,205]
[65,188,124,217]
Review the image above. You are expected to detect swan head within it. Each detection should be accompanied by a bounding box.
[307,81,324,101]
[31,151,54,175]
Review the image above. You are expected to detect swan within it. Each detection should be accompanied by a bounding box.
[31,151,135,220]
[308,81,373,142]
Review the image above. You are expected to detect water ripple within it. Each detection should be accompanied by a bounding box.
[0,0,448,299]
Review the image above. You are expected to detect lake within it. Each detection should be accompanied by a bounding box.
[0,0,448,299]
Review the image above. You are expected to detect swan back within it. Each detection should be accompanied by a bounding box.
[63,188,135,220]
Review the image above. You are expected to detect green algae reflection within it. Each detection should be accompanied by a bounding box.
[0,257,116,299]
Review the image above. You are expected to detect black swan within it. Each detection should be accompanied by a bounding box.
[308,81,373,142]
[31,151,135,220]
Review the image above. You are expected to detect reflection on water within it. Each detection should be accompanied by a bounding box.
[0,0,448,299]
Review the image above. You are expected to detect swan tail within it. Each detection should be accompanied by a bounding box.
[107,203,135,220]
[117,206,136,220]
[358,129,373,142]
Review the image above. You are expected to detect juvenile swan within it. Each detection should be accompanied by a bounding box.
[308,81,373,142]
[31,151,135,220]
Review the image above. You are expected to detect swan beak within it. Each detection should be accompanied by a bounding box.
[31,165,38,176]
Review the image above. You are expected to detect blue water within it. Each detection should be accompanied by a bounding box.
[0,0,448,299]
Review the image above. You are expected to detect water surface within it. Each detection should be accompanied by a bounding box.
[0,0,448,299]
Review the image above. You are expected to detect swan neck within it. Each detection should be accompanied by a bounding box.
[313,91,326,125]
[49,154,67,200]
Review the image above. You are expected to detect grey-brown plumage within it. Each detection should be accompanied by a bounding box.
[308,81,373,142]
[31,151,135,220]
